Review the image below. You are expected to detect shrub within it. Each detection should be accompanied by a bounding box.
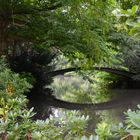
[0,58,90,140]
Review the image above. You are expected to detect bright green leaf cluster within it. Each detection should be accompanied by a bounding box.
[125,105,140,137]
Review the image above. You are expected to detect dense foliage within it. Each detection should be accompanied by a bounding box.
[0,59,90,140]
[1,0,140,139]
[0,0,121,119]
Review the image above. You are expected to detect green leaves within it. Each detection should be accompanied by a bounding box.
[125,105,140,137]
[31,111,89,140]
[121,5,138,16]
[131,5,139,15]
[7,0,117,65]
[95,122,112,140]
[114,3,140,37]
[127,130,140,136]
[0,58,92,139]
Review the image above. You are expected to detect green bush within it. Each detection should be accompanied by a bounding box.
[0,58,91,140]
[125,105,140,139]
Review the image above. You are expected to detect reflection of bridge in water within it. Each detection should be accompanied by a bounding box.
[108,89,140,109]
[47,89,140,112]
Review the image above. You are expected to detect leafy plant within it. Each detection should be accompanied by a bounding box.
[125,105,140,138]
[0,58,92,140]
[95,122,112,140]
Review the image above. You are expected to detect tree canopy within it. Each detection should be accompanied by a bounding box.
[1,0,140,139]
[0,0,117,63]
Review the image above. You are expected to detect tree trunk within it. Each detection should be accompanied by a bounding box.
[0,20,8,55]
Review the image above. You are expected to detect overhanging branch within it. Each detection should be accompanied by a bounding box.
[13,3,62,15]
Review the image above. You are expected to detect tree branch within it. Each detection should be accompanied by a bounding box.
[13,3,62,15]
